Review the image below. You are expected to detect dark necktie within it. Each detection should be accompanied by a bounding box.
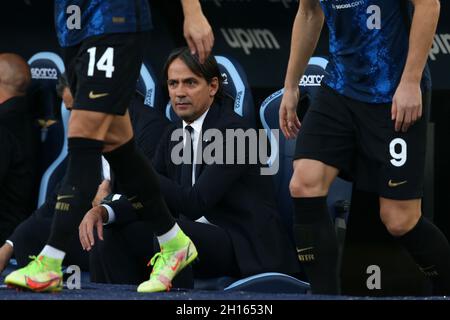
[180,125,194,187]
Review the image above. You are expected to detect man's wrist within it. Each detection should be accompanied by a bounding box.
[284,87,298,94]
[181,0,202,17]
[400,70,422,85]
[100,206,109,223]
[98,206,109,223]
[284,80,299,90]
[400,79,421,87]
[101,204,116,225]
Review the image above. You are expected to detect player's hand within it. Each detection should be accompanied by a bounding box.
[279,87,301,139]
[391,81,422,133]
[183,9,214,64]
[79,206,107,251]
[0,243,14,274]
[92,179,111,207]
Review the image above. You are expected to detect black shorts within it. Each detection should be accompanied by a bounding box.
[294,84,428,200]
[62,32,147,115]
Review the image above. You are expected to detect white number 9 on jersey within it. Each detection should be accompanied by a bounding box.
[390,138,407,167]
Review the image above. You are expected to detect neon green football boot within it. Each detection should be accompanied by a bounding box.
[137,231,198,293]
[4,255,63,292]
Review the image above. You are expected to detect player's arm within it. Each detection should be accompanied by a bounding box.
[392,0,440,132]
[181,0,214,64]
[280,0,324,139]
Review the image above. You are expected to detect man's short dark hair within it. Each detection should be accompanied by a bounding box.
[163,47,224,100]
[56,72,69,98]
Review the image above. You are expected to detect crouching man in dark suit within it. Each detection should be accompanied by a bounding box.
[79,47,300,289]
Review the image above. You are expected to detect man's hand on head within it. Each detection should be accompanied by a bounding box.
[181,0,214,63]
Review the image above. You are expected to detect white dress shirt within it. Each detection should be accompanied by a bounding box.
[182,108,209,186]
[181,109,214,225]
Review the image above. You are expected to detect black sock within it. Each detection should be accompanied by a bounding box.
[396,216,450,295]
[103,138,175,236]
[293,196,340,294]
[48,137,103,250]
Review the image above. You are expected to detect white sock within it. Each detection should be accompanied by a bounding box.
[157,223,181,245]
[40,245,66,261]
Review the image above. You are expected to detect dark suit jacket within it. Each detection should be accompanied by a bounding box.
[0,96,36,243]
[128,93,171,162]
[111,101,300,277]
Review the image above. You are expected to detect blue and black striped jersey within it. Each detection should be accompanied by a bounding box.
[55,0,152,47]
[319,0,431,103]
